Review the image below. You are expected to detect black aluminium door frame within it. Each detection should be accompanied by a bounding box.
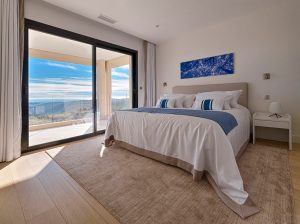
[22,19,138,153]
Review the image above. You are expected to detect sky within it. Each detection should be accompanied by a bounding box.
[29,58,130,102]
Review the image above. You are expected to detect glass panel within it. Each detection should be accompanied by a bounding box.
[111,64,131,111]
[96,48,132,131]
[28,29,93,146]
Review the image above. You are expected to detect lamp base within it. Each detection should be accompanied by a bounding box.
[269,113,282,118]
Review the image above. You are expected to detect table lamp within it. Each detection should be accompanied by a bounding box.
[269,102,282,118]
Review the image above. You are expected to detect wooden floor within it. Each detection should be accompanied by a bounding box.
[0,146,119,224]
[0,138,299,224]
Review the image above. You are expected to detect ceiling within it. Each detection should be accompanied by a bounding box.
[29,29,125,60]
[42,0,279,43]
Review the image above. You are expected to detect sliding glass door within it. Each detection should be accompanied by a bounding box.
[22,19,138,152]
[28,30,94,146]
[96,48,132,131]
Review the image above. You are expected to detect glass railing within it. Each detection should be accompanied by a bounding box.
[29,100,93,127]
[111,97,130,112]
[29,98,130,127]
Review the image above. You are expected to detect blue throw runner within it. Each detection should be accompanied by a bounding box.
[123,108,238,135]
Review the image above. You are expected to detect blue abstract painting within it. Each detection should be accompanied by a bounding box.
[180,53,234,79]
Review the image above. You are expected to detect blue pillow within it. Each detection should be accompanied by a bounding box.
[159,99,169,108]
[156,98,175,108]
[200,99,213,110]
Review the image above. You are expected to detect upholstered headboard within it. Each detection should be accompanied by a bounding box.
[172,82,248,108]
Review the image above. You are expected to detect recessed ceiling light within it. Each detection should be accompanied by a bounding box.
[97,14,117,24]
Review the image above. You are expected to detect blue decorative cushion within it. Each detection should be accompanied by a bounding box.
[156,98,175,108]
[193,97,225,111]
[201,99,214,110]
[159,99,169,108]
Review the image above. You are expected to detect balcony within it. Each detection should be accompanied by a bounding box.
[29,100,108,146]
[29,120,107,146]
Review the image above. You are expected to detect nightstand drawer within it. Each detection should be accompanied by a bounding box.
[254,119,289,129]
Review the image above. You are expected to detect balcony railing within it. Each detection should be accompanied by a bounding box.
[29,98,130,131]
[29,100,93,131]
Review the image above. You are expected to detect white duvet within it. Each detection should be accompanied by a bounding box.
[105,106,251,206]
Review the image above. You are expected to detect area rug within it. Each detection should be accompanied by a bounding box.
[47,137,294,224]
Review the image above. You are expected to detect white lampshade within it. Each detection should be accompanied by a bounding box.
[269,102,282,114]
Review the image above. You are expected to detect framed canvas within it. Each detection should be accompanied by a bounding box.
[180,53,234,79]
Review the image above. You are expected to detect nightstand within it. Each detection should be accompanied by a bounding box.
[253,112,292,150]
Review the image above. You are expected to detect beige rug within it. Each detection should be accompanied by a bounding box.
[47,137,294,224]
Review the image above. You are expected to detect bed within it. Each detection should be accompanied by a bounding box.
[104,82,259,218]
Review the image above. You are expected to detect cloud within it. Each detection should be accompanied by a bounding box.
[69,76,92,80]
[112,71,129,79]
[46,62,78,70]
[112,79,129,91]
[41,78,92,86]
[29,77,93,101]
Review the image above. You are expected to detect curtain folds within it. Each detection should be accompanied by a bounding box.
[144,42,156,107]
[0,0,24,162]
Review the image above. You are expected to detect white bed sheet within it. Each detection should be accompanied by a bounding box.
[227,106,251,156]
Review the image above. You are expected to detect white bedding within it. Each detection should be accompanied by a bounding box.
[227,106,251,156]
[104,106,256,217]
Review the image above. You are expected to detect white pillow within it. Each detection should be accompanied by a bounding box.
[192,98,225,111]
[182,95,196,108]
[163,94,195,108]
[224,90,243,108]
[156,98,175,108]
[194,91,233,110]
[162,94,184,108]
[224,99,232,110]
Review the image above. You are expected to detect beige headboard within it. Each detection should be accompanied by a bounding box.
[172,82,248,108]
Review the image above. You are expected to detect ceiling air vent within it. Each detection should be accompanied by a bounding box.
[97,14,117,24]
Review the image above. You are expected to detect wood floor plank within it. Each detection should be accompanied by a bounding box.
[9,155,62,222]
[0,186,27,224]
[0,165,26,224]
[27,150,118,224]
[28,207,66,224]
[36,158,108,224]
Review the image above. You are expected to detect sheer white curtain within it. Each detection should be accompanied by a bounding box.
[145,42,156,107]
[0,0,23,162]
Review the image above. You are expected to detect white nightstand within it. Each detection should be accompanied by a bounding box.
[253,112,292,150]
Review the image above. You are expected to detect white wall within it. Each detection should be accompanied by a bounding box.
[156,0,300,143]
[25,0,145,106]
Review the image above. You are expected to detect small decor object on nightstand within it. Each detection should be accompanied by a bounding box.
[253,112,292,150]
[269,102,282,118]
